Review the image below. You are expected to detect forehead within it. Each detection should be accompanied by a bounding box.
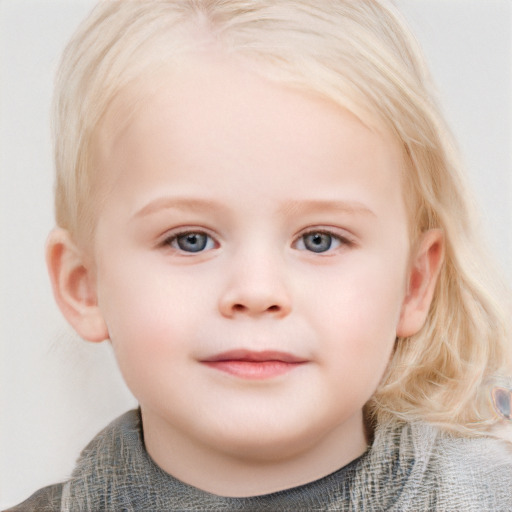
[92,56,407,223]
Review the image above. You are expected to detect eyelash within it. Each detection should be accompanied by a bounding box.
[162,229,217,253]
[293,229,354,254]
[161,227,354,254]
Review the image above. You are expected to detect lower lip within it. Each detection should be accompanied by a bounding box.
[202,360,304,380]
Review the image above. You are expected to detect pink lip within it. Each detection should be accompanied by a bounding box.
[201,350,307,380]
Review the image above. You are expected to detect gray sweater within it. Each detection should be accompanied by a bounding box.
[7,409,512,511]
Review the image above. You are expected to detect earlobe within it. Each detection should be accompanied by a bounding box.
[396,229,444,338]
[46,228,109,342]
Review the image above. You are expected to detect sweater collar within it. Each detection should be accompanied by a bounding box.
[63,409,419,511]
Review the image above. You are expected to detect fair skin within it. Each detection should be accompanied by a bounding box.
[47,56,443,497]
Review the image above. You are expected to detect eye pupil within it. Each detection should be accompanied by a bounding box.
[304,232,332,253]
[176,232,208,252]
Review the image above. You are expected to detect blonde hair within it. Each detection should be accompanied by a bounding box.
[53,0,512,434]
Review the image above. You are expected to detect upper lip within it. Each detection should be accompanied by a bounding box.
[201,350,307,364]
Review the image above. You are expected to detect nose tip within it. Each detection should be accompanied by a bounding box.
[218,280,292,319]
[218,248,292,319]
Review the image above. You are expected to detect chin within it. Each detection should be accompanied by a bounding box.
[205,417,331,462]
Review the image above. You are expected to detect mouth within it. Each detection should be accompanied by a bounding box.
[200,350,308,380]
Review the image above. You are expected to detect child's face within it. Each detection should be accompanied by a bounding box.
[83,56,422,475]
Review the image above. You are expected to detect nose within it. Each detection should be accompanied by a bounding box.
[218,252,292,319]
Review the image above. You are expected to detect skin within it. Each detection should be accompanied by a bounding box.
[47,55,443,497]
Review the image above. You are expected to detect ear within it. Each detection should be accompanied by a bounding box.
[46,228,109,342]
[396,229,444,338]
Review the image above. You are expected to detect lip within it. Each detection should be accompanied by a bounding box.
[200,350,308,380]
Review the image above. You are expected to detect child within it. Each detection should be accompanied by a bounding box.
[7,0,512,510]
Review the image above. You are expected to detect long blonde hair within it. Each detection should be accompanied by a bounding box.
[53,0,512,434]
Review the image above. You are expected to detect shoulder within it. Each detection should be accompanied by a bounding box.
[407,421,512,510]
[3,483,63,512]
[434,426,512,485]
[367,420,512,510]
[74,408,142,473]
[3,411,141,512]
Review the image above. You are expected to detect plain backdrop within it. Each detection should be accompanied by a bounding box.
[1,0,511,507]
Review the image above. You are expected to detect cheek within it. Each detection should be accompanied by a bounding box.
[96,260,191,356]
[299,252,408,388]
[95,253,224,364]
[97,276,196,402]
[303,253,407,329]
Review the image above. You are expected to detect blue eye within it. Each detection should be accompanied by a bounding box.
[169,232,215,253]
[296,231,343,253]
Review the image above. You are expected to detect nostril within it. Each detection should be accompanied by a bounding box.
[230,303,281,314]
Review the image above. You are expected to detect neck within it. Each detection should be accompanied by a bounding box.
[141,408,368,497]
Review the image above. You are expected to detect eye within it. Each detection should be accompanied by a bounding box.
[167,231,216,253]
[295,230,347,253]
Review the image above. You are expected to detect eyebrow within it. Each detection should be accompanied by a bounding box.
[132,197,229,219]
[132,196,376,219]
[278,199,376,218]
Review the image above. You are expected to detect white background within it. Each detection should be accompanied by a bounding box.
[1,0,511,507]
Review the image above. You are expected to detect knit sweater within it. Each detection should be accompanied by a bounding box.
[7,409,512,511]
